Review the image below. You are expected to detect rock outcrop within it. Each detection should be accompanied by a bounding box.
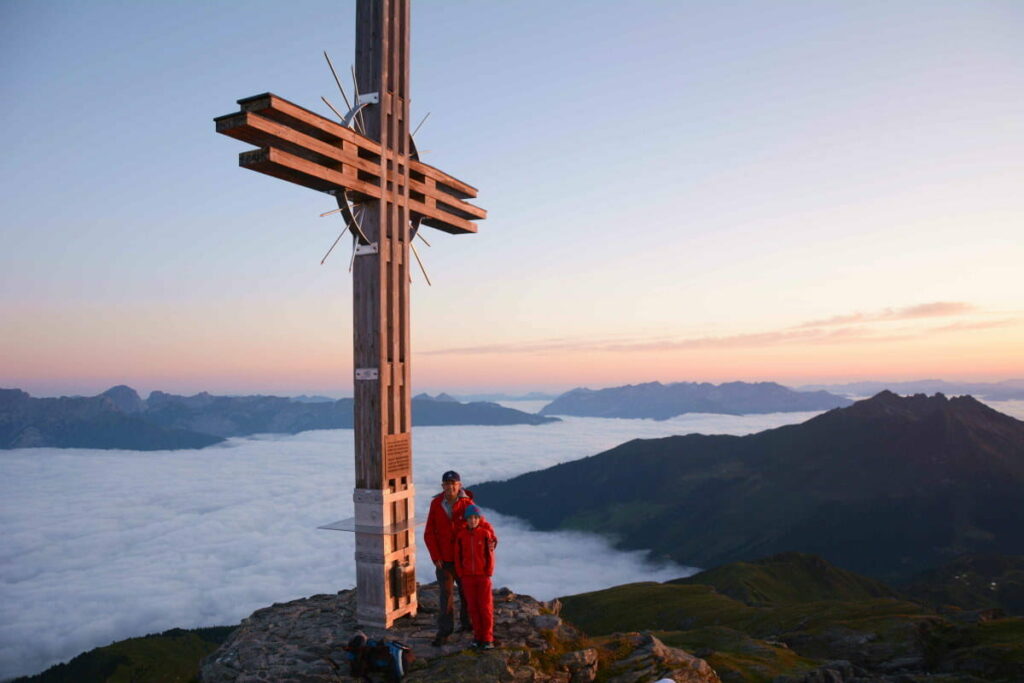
[199,583,720,682]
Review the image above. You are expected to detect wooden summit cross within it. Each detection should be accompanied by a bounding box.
[213,0,485,628]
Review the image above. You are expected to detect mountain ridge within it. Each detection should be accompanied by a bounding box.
[798,378,1024,401]
[539,380,852,420]
[1,386,559,451]
[474,392,1024,581]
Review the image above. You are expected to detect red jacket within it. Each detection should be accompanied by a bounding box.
[424,489,475,563]
[454,522,497,577]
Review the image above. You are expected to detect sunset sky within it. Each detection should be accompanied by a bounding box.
[1,0,1021,397]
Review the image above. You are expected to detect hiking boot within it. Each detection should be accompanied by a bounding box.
[431,635,447,647]
[479,641,495,650]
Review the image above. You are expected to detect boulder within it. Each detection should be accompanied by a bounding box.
[600,633,721,683]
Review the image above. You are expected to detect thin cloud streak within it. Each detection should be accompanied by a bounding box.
[422,303,1016,357]
[792,302,975,329]
[931,318,1018,333]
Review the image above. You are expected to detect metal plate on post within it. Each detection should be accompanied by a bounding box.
[385,433,412,478]
[355,368,379,380]
[318,517,422,534]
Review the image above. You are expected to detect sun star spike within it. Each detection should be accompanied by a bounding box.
[213,0,486,629]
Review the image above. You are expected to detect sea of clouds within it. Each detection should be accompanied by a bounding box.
[3,401,1021,679]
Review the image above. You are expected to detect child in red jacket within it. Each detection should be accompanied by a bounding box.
[454,504,498,649]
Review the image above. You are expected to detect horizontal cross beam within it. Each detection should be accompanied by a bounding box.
[214,93,485,234]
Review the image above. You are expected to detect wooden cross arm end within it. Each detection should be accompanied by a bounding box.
[214,93,486,235]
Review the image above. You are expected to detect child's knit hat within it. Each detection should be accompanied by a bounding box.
[464,504,482,519]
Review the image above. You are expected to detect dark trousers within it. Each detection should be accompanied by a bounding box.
[435,561,470,636]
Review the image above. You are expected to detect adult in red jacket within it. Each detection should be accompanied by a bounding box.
[455,504,498,648]
[424,470,475,646]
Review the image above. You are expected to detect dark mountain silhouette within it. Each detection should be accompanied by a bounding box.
[414,392,459,403]
[539,381,851,419]
[799,378,1024,401]
[1,387,559,451]
[474,392,1024,581]
[289,394,336,403]
[144,392,557,437]
[455,391,557,402]
[0,388,222,451]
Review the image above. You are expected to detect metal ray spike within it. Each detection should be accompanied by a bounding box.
[323,51,353,112]
[348,233,358,273]
[410,242,432,286]
[320,225,349,265]
[321,96,346,124]
[350,65,367,133]
[411,112,431,138]
[339,196,370,244]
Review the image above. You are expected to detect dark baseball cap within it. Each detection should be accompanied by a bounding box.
[441,470,461,482]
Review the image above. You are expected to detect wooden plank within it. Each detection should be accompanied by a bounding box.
[240,147,382,199]
[217,111,382,178]
[407,179,487,219]
[419,214,478,234]
[216,97,487,230]
[407,198,478,233]
[230,147,480,232]
[409,160,478,199]
[236,93,382,156]
[354,0,385,494]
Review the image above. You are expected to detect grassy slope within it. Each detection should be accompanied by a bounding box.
[668,551,897,605]
[12,626,234,683]
[560,554,1024,683]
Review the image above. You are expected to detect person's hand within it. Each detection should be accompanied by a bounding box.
[489,539,497,551]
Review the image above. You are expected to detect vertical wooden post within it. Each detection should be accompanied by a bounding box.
[351,0,417,629]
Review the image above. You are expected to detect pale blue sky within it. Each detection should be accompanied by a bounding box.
[2,1,1022,396]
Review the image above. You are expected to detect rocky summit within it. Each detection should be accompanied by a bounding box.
[199,582,720,682]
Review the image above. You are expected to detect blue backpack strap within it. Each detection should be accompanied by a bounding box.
[387,640,408,677]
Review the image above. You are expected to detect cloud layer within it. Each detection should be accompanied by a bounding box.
[0,409,821,679]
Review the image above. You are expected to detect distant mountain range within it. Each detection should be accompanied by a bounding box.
[475,391,1024,581]
[0,386,559,451]
[453,391,558,402]
[539,381,852,419]
[797,378,1024,401]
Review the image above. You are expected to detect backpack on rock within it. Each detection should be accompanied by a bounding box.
[343,631,415,681]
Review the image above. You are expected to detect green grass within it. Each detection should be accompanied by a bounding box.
[653,627,819,683]
[670,552,897,606]
[14,626,235,683]
[560,582,757,635]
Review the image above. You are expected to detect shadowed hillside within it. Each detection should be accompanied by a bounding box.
[475,392,1024,581]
